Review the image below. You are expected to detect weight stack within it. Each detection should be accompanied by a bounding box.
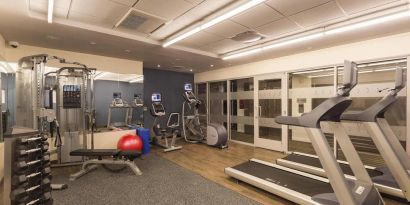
[3,127,53,205]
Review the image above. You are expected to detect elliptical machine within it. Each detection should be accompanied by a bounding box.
[182,83,228,149]
[150,93,182,152]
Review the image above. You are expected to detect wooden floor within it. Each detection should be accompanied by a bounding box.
[153,140,407,205]
[0,140,406,205]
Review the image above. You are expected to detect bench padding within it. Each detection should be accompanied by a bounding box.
[70,149,141,158]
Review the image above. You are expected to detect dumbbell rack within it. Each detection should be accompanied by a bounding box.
[4,127,53,205]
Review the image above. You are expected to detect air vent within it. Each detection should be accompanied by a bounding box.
[115,9,167,34]
[231,31,264,43]
[120,13,147,30]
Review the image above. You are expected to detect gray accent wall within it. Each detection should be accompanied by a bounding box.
[94,80,143,127]
[143,68,194,129]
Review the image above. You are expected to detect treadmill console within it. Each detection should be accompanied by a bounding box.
[112,92,125,107]
[151,93,165,116]
[133,94,143,107]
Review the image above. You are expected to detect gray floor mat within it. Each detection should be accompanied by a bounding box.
[52,154,260,205]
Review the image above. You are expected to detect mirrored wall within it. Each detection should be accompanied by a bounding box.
[230,78,254,144]
[193,56,409,159]
[195,83,207,126]
[288,67,335,154]
[336,59,407,166]
[0,58,16,142]
[209,81,228,129]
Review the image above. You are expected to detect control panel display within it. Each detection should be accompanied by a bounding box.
[152,93,161,102]
[184,83,192,91]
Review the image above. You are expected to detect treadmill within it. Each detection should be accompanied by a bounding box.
[276,68,410,201]
[225,61,384,205]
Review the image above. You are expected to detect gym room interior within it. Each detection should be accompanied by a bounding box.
[0,0,410,204]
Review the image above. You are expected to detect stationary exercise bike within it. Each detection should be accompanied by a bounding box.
[150,93,182,152]
[181,83,228,149]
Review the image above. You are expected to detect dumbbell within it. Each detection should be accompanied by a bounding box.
[15,143,49,157]
[12,166,52,186]
[10,178,52,201]
[29,191,52,205]
[14,155,50,172]
[16,136,47,145]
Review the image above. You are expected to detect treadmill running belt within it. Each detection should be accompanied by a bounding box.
[283,154,383,177]
[232,161,333,196]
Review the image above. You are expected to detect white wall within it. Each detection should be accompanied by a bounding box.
[0,33,5,181]
[195,32,410,82]
[5,44,143,74]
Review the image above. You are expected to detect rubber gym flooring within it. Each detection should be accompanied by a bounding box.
[51,154,260,205]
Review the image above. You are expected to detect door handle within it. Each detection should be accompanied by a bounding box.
[259,106,262,117]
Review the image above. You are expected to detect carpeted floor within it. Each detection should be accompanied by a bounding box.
[51,154,261,205]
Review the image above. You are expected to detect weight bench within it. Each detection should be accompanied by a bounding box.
[69,149,142,181]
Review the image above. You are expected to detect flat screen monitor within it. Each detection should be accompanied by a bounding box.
[152,93,161,102]
[113,92,121,99]
[184,83,192,91]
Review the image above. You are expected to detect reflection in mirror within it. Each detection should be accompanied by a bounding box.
[93,71,144,132]
[288,67,336,155]
[209,81,227,129]
[336,58,407,166]
[195,83,207,126]
[0,58,16,142]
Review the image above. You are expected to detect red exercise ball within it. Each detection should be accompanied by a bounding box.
[117,134,142,151]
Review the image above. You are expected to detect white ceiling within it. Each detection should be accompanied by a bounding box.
[0,0,409,73]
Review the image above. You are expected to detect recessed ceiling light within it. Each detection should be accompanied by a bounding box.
[89,41,96,45]
[189,69,193,72]
[157,64,161,68]
[125,49,131,53]
[210,64,214,67]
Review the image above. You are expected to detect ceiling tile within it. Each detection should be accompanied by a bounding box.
[337,0,400,14]
[29,0,71,18]
[203,39,245,54]
[204,20,248,38]
[110,0,138,6]
[266,0,331,16]
[134,0,195,21]
[255,18,299,37]
[178,31,223,47]
[230,4,283,28]
[69,0,129,27]
[289,1,344,27]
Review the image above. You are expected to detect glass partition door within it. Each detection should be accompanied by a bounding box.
[254,74,287,151]
[230,78,254,144]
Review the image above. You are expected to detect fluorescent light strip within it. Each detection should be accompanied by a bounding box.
[201,0,265,30]
[223,33,324,60]
[163,0,265,47]
[223,10,410,60]
[324,11,410,35]
[357,59,407,67]
[292,68,333,75]
[309,67,400,78]
[129,77,144,83]
[94,72,111,80]
[47,0,54,24]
